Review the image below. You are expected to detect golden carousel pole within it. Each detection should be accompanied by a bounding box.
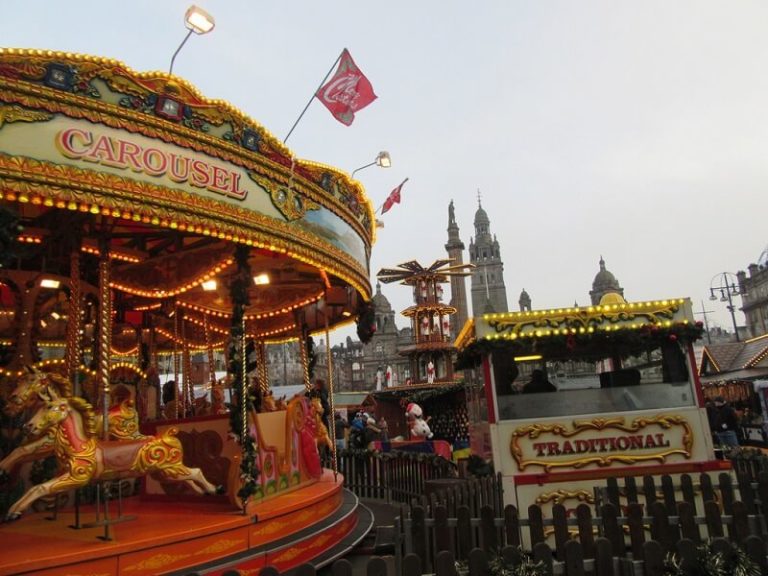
[323,295,338,481]
[257,341,269,395]
[65,249,83,395]
[181,315,192,417]
[240,314,247,478]
[173,304,180,420]
[204,313,216,404]
[299,328,311,394]
[98,245,112,440]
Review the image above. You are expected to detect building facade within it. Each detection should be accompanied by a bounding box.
[738,247,768,338]
[330,283,412,392]
[468,199,508,315]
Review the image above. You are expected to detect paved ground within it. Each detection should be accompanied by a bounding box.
[318,499,400,575]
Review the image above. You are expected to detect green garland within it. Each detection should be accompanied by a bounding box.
[373,381,469,404]
[664,541,760,576]
[0,206,22,269]
[456,323,704,369]
[356,300,376,343]
[225,245,261,505]
[456,548,547,576]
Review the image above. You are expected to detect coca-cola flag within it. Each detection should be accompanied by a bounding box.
[315,50,377,126]
[381,178,408,214]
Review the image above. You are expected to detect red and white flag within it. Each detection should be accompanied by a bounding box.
[315,49,377,126]
[381,178,408,214]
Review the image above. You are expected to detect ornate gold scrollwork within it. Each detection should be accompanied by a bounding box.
[535,489,595,505]
[0,104,52,128]
[510,414,694,472]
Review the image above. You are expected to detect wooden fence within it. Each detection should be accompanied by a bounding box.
[333,449,457,503]
[184,468,768,575]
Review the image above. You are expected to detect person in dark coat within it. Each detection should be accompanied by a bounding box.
[523,370,557,394]
[713,396,739,448]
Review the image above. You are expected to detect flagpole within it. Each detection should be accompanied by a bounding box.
[284,49,346,144]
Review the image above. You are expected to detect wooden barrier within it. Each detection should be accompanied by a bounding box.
[213,469,768,575]
[332,449,457,503]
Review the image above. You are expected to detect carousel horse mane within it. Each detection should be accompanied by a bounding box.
[42,371,73,398]
[65,396,98,437]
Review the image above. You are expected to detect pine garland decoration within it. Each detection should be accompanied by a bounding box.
[663,541,760,576]
[356,300,376,343]
[225,245,261,505]
[0,206,22,269]
[456,322,704,369]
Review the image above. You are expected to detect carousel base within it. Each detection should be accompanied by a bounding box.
[0,470,369,576]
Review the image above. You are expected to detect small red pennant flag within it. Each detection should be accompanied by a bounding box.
[381,178,408,214]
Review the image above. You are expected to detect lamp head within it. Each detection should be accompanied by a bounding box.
[184,5,215,34]
[375,151,391,168]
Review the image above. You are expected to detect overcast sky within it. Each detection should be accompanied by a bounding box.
[4,1,768,339]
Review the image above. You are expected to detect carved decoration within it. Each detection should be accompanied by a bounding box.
[510,414,693,472]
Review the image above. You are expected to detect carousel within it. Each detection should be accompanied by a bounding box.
[0,48,375,575]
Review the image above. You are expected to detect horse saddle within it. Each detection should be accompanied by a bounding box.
[100,439,146,473]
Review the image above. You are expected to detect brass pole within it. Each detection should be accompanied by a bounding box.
[257,341,269,394]
[204,313,216,403]
[299,334,311,393]
[181,314,192,417]
[323,296,338,481]
[65,249,83,395]
[173,304,180,420]
[240,314,248,469]
[98,250,111,440]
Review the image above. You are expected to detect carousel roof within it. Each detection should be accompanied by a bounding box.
[0,49,376,359]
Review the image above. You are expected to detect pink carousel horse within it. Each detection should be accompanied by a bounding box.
[4,386,219,521]
[0,367,143,479]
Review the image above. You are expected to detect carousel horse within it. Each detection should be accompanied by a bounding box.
[4,387,218,521]
[310,396,333,451]
[0,367,144,479]
[261,390,278,412]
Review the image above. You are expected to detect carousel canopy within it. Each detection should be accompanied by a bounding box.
[0,49,375,361]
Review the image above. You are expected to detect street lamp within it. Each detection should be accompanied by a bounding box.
[709,272,745,342]
[169,5,215,75]
[351,151,391,178]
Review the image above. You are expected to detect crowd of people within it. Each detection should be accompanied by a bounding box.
[334,410,388,450]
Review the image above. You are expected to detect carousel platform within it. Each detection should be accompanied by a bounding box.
[0,470,368,576]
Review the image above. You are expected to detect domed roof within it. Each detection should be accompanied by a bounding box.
[372,282,392,312]
[474,201,489,226]
[599,292,627,306]
[592,256,620,290]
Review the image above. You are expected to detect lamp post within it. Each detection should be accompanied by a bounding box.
[709,272,744,342]
[351,151,391,178]
[169,5,215,76]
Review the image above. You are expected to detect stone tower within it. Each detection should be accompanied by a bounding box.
[445,200,469,334]
[589,256,625,305]
[469,197,508,315]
